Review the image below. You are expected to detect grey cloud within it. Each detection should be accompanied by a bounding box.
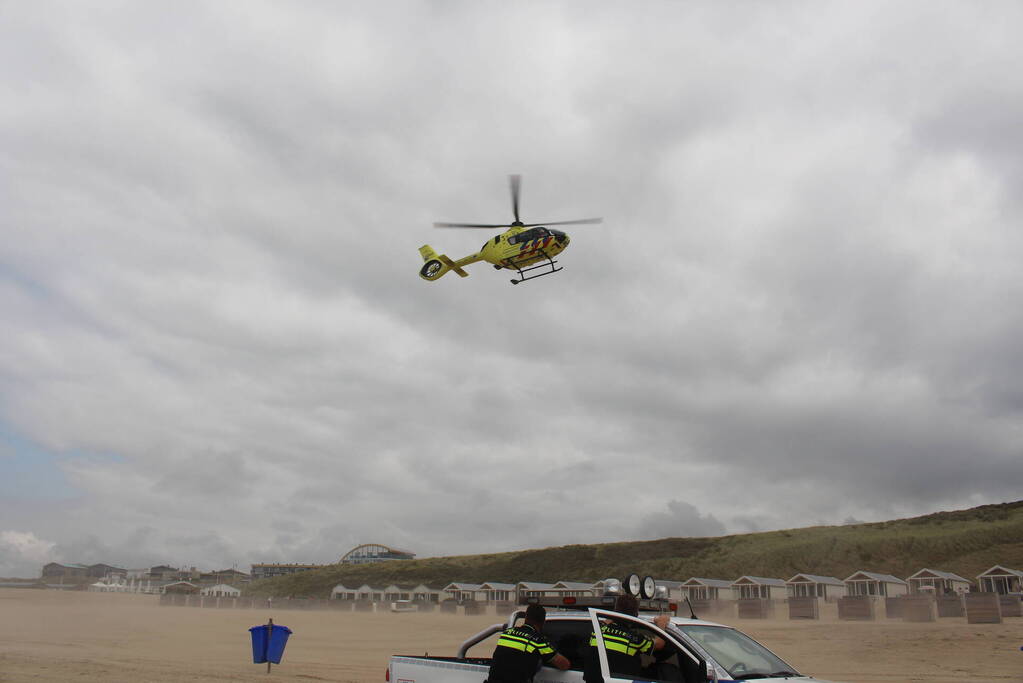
[638,501,727,540]
[2,2,1022,575]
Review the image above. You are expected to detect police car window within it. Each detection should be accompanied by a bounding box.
[541,620,592,670]
[621,625,688,683]
[678,625,792,679]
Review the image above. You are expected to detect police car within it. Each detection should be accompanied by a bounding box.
[388,579,842,683]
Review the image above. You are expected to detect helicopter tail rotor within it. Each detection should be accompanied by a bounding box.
[418,245,469,281]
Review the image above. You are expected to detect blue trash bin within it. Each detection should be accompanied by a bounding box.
[249,625,269,664]
[249,624,293,665]
[266,625,292,664]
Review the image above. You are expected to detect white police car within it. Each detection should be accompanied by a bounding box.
[389,595,842,682]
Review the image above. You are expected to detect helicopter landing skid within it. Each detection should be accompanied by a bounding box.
[507,252,562,285]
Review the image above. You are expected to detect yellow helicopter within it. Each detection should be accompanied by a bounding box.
[419,175,602,284]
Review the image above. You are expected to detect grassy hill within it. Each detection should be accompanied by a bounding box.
[245,500,1023,597]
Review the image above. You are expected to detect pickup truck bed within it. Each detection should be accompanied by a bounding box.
[389,655,491,682]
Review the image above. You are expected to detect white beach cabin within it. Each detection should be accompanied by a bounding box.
[843,571,908,597]
[732,576,788,600]
[786,574,846,601]
[682,578,735,601]
[907,569,970,595]
[976,565,1023,595]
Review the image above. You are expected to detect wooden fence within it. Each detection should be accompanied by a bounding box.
[965,593,1001,624]
[736,598,774,619]
[838,595,874,620]
[788,596,819,619]
[901,595,935,622]
[935,595,964,618]
[998,595,1022,617]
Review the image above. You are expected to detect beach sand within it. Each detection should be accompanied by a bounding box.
[1,589,1020,682]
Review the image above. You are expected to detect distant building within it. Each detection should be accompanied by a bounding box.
[843,571,908,597]
[907,568,970,595]
[732,576,788,600]
[412,583,444,603]
[41,562,126,580]
[976,565,1023,595]
[786,574,846,601]
[338,543,415,565]
[682,578,735,601]
[515,582,556,601]
[148,565,187,581]
[200,568,250,585]
[200,583,241,597]
[162,581,199,594]
[331,583,358,600]
[481,582,517,602]
[444,582,484,602]
[250,563,322,580]
[551,581,598,598]
[42,563,90,579]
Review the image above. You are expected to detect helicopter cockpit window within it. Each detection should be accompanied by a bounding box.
[510,228,546,245]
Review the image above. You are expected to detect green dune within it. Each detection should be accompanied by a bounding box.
[245,500,1023,597]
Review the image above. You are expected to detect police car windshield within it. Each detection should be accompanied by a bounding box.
[675,624,795,679]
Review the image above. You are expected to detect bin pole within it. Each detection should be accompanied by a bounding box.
[267,618,273,674]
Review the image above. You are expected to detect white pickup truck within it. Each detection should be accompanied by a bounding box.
[388,602,840,683]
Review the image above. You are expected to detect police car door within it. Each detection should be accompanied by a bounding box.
[586,608,714,683]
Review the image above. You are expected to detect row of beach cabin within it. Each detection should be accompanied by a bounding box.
[330,564,1023,606]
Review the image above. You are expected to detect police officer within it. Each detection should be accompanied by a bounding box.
[583,594,671,683]
[485,603,570,683]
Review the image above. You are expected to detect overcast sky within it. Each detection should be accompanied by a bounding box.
[2,1,1022,578]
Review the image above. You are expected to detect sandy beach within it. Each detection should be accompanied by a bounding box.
[1,589,1020,682]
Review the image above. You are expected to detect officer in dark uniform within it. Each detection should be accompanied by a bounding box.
[486,603,570,683]
[583,594,670,683]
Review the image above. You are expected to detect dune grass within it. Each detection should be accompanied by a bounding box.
[245,500,1023,597]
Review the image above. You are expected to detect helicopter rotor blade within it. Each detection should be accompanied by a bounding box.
[510,174,521,224]
[433,222,511,229]
[519,218,603,227]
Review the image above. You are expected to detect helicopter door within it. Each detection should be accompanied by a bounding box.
[586,608,714,683]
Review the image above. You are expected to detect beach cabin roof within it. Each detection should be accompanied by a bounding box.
[977,565,1023,579]
[380,583,417,592]
[443,582,482,591]
[412,583,445,592]
[787,573,845,586]
[516,582,556,590]
[553,581,594,590]
[732,576,788,587]
[908,568,970,583]
[211,568,249,576]
[844,571,907,585]
[655,580,684,589]
[480,582,516,590]
[683,578,733,588]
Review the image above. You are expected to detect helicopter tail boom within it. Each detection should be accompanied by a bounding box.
[418,245,469,280]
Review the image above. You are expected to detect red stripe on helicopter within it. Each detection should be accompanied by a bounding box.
[519,237,553,253]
